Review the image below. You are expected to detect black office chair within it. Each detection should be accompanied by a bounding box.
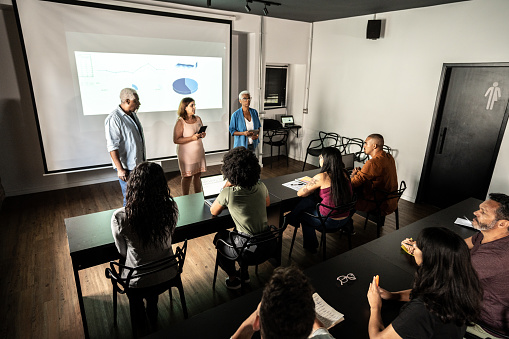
[302,131,341,171]
[213,225,286,292]
[105,240,189,336]
[288,199,357,261]
[361,181,407,237]
[263,119,289,168]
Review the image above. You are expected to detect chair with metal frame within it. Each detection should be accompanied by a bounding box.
[212,224,286,292]
[342,137,369,163]
[105,239,189,336]
[263,119,289,168]
[361,181,407,237]
[302,131,341,171]
[288,198,357,261]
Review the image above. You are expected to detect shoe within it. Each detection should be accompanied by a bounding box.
[225,277,241,290]
[303,246,318,254]
[237,269,250,283]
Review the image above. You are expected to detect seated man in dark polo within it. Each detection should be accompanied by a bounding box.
[350,133,398,215]
[402,193,509,338]
[232,266,334,339]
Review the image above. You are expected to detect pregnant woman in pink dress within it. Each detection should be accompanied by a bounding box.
[173,97,207,195]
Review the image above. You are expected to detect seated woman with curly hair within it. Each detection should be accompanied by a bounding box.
[111,162,179,325]
[210,147,271,290]
[367,227,483,339]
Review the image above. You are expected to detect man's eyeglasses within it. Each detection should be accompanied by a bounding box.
[241,97,251,101]
[336,273,356,285]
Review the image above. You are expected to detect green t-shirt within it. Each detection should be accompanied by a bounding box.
[216,181,268,235]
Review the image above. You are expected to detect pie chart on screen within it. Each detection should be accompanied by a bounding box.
[173,78,198,94]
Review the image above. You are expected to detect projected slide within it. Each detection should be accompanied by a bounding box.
[75,52,222,115]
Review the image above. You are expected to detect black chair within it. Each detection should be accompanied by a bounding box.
[361,181,407,237]
[302,131,341,171]
[342,137,369,163]
[105,240,189,336]
[213,225,286,292]
[263,119,289,168]
[288,199,357,261]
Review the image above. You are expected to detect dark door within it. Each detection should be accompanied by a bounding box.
[418,65,509,208]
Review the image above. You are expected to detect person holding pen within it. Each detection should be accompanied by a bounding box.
[229,90,261,152]
[367,227,482,339]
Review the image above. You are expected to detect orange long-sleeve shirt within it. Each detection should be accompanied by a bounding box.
[351,151,398,215]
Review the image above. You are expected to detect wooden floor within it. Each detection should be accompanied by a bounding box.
[0,157,440,338]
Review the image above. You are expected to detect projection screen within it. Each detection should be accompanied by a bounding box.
[14,0,232,173]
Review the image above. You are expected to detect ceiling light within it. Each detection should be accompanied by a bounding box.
[245,2,251,12]
[207,0,211,7]
[263,5,268,16]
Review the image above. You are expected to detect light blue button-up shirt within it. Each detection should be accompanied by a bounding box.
[105,106,146,170]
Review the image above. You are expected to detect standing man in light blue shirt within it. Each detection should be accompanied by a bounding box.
[105,88,146,206]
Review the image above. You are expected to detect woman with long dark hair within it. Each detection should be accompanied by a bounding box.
[173,97,207,195]
[111,162,179,317]
[285,146,353,252]
[367,227,483,338]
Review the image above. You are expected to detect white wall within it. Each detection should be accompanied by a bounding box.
[0,0,310,196]
[307,0,509,202]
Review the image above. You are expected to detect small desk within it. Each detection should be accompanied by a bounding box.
[157,198,481,338]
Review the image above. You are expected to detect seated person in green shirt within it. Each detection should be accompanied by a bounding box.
[210,147,271,289]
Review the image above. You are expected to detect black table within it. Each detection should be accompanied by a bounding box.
[156,198,481,338]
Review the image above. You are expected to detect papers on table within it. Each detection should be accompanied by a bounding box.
[454,217,474,228]
[282,180,306,191]
[313,293,344,329]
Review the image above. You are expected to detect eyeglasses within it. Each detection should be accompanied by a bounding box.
[241,97,251,101]
[336,273,356,285]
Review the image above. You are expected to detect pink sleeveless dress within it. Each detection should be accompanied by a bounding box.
[176,117,206,177]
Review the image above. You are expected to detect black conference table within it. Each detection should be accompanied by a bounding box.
[149,198,481,338]
[65,170,318,338]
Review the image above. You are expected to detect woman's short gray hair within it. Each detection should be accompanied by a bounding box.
[120,88,138,103]
[239,90,250,100]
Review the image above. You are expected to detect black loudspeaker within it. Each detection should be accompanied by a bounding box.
[366,20,381,40]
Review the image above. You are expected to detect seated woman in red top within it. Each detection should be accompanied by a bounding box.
[285,147,353,252]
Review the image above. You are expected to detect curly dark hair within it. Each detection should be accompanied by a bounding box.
[221,147,260,188]
[125,162,179,249]
[177,97,194,120]
[489,193,509,221]
[259,266,315,339]
[411,227,482,326]
[320,147,352,205]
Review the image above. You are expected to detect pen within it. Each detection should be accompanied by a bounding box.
[464,215,472,223]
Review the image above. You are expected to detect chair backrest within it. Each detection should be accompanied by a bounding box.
[342,137,369,163]
[318,131,341,148]
[106,239,188,292]
[232,225,286,265]
[263,119,282,131]
[315,198,357,225]
[373,181,407,205]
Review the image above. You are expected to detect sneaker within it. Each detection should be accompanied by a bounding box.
[225,277,241,290]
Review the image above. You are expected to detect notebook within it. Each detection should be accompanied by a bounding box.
[281,115,295,127]
[201,174,227,207]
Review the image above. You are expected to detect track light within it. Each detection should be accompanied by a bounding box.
[245,2,251,12]
[263,5,268,16]
[207,0,211,7]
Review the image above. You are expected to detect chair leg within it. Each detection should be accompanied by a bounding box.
[322,231,327,261]
[212,252,219,290]
[363,212,370,230]
[277,145,281,161]
[376,216,385,238]
[288,225,299,259]
[175,277,188,319]
[395,208,400,230]
[285,142,289,166]
[270,145,273,168]
[302,152,309,171]
[113,287,118,327]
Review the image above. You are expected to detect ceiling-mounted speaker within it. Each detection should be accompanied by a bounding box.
[366,19,381,40]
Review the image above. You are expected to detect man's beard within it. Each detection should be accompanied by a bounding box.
[473,218,498,231]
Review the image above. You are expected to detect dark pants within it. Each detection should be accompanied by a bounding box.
[286,195,351,249]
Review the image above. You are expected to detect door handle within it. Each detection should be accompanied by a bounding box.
[437,127,447,154]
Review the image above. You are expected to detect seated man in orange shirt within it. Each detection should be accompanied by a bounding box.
[350,134,398,215]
